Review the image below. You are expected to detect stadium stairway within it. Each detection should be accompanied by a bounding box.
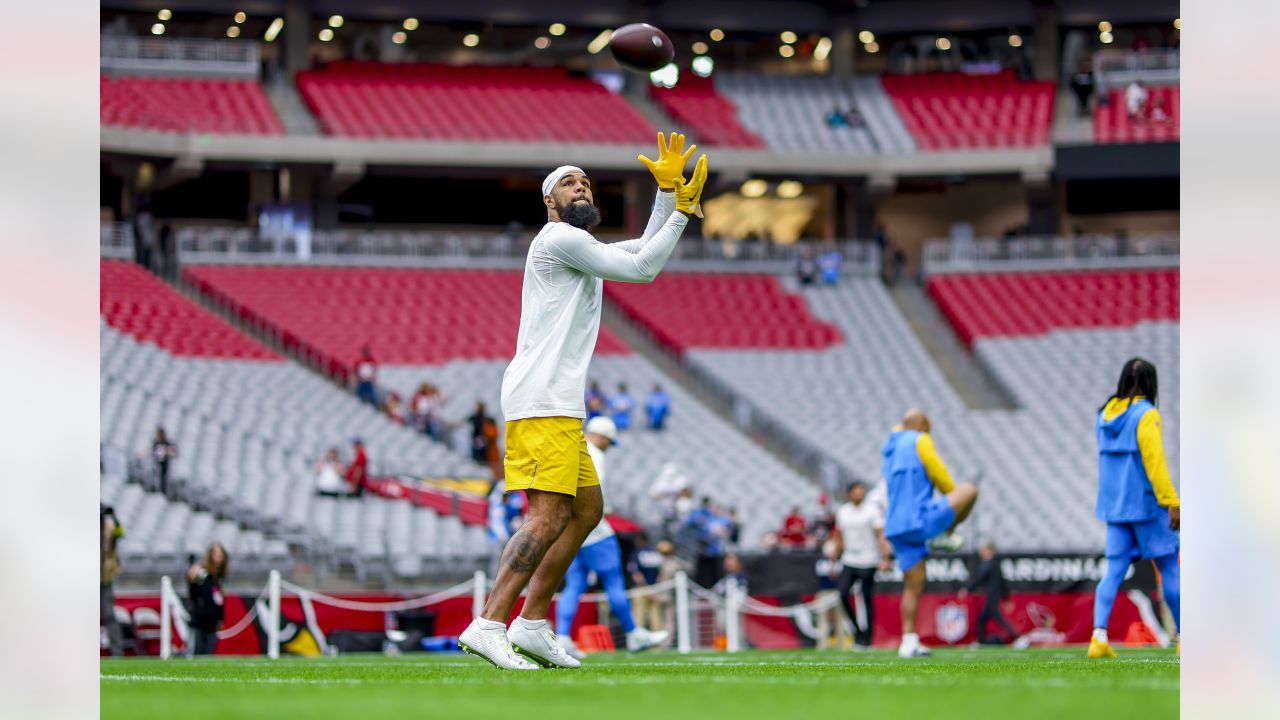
[885,282,1016,410]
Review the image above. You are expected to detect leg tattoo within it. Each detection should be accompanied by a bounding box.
[506,530,547,573]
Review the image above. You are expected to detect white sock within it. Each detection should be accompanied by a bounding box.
[1092,628,1108,644]
[475,618,505,630]
[514,616,548,630]
[902,632,919,646]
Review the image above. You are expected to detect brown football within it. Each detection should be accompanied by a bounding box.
[609,23,675,72]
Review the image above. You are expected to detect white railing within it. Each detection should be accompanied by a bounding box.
[922,233,1179,275]
[1093,48,1180,87]
[101,35,260,77]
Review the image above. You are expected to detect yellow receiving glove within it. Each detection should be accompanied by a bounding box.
[638,131,696,189]
[674,154,709,218]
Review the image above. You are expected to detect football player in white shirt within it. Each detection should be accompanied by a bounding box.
[459,134,708,670]
[830,481,893,650]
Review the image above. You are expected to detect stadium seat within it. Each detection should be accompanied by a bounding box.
[296,61,655,144]
[100,75,284,135]
[1094,86,1180,144]
[603,273,843,356]
[649,75,766,148]
[880,71,1055,150]
[182,265,630,380]
[925,270,1179,346]
[101,260,278,360]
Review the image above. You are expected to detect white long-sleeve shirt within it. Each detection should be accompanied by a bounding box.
[501,191,686,421]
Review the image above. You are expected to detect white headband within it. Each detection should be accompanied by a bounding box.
[542,165,585,197]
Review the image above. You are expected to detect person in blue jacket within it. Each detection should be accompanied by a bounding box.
[1089,358,1180,658]
[882,409,979,658]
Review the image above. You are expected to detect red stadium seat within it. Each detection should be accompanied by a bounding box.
[648,75,765,148]
[881,71,1055,150]
[604,273,841,356]
[296,61,656,144]
[182,265,631,378]
[100,75,284,135]
[100,260,279,360]
[1093,86,1180,144]
[925,270,1179,346]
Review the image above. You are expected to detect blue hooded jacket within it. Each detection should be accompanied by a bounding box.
[1096,398,1159,522]
[882,429,934,539]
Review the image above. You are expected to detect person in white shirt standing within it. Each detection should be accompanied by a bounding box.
[554,416,669,659]
[830,481,893,650]
[459,133,709,670]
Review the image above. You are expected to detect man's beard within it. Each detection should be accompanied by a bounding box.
[557,198,601,230]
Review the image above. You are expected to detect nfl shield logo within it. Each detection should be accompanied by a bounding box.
[935,603,969,645]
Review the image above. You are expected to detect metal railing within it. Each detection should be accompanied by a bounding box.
[128,224,882,275]
[1093,48,1180,87]
[922,232,1179,275]
[101,35,260,77]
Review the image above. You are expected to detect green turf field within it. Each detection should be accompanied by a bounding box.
[101,647,1178,720]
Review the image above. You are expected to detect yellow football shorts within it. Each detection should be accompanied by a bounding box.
[503,416,599,497]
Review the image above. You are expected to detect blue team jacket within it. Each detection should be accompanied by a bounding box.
[882,429,933,539]
[1096,399,1159,523]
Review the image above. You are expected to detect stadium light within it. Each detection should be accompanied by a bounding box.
[779,44,795,58]
[777,181,803,199]
[691,55,714,77]
[709,28,725,41]
[319,28,334,42]
[692,41,709,54]
[151,23,165,36]
[329,15,344,29]
[936,37,951,51]
[264,17,284,42]
[780,31,797,44]
[864,41,879,53]
[1098,21,1112,33]
[858,30,874,44]
[534,36,550,49]
[1099,31,1114,44]
[226,26,241,38]
[234,12,246,24]
[588,29,613,54]
[157,9,171,21]
[1173,18,1181,30]
[549,23,566,36]
[814,36,832,61]
[650,62,679,88]
[404,18,419,31]
[392,31,407,44]
[1008,34,1023,48]
[463,33,480,47]
[740,179,767,198]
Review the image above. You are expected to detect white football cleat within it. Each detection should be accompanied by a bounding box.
[557,634,586,660]
[625,627,670,652]
[898,636,933,658]
[508,621,581,669]
[928,532,965,553]
[459,619,539,671]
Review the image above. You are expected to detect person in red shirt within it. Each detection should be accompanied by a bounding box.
[346,438,368,497]
[780,506,809,548]
[354,345,378,408]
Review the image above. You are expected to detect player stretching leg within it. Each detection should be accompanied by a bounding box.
[1089,358,1180,659]
[552,416,669,660]
[459,134,708,670]
[882,409,978,658]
